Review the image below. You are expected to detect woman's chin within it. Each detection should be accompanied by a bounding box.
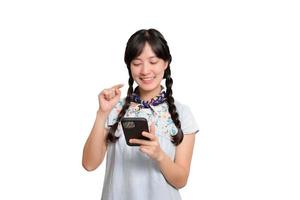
[138,82,160,92]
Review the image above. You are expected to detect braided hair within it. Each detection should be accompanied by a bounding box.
[106,28,184,145]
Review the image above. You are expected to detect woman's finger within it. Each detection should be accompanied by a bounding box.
[111,84,124,90]
[101,89,110,100]
[129,138,154,146]
[142,131,156,141]
[108,89,115,99]
[115,88,121,96]
[139,146,151,154]
[102,89,109,96]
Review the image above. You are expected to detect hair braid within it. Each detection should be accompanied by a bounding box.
[107,76,134,143]
[165,67,184,145]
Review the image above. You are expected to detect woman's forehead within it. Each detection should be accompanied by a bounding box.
[134,43,157,59]
[134,56,158,61]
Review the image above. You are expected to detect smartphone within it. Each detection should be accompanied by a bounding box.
[121,117,150,146]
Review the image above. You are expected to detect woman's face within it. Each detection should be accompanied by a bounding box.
[130,42,168,94]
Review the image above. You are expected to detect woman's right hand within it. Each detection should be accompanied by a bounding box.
[98,84,124,114]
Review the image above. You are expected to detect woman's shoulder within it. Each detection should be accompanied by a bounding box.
[173,99,196,120]
[174,99,200,134]
[174,99,191,112]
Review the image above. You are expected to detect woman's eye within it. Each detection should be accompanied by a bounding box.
[132,63,142,66]
[150,61,158,65]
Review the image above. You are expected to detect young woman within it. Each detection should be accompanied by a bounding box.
[82,28,199,200]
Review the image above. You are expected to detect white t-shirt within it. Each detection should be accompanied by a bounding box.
[101,99,199,200]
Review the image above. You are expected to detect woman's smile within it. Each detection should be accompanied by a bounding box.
[140,76,156,84]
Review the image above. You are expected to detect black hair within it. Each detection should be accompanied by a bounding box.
[107,28,184,145]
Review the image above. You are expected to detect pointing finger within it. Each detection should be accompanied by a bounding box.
[111,84,124,90]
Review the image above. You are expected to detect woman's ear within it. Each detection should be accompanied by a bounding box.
[164,61,168,70]
[163,63,169,79]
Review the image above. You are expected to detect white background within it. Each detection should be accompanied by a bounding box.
[0,0,299,199]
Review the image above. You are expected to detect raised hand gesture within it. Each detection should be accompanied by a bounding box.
[98,84,124,114]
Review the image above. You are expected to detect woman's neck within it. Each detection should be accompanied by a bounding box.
[138,85,162,101]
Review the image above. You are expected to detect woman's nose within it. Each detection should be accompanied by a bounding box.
[141,63,150,74]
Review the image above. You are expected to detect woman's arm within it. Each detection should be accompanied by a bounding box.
[157,134,196,189]
[82,84,123,171]
[82,110,109,171]
[130,125,196,189]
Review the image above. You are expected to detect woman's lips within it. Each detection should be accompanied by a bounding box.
[140,76,155,84]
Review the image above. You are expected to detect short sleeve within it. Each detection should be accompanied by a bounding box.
[175,101,199,134]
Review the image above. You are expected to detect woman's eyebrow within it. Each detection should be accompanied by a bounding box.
[133,56,158,62]
[132,58,142,62]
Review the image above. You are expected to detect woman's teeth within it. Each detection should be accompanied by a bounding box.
[141,77,154,80]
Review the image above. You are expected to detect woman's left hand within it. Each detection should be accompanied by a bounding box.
[129,123,165,162]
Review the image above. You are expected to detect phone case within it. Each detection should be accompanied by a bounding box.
[121,117,150,146]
